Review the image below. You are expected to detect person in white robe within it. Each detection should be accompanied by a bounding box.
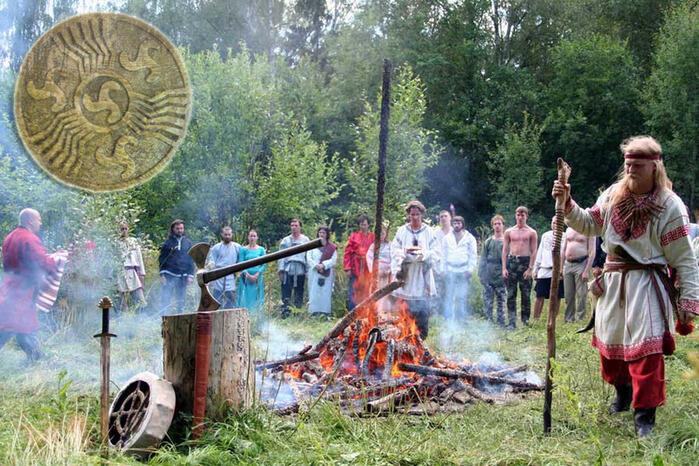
[391,200,441,338]
[554,135,699,437]
[367,222,392,312]
[307,226,337,316]
[116,222,146,312]
[442,216,477,320]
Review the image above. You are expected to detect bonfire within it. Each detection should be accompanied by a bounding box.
[257,281,543,416]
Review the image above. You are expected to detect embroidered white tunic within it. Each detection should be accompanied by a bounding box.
[390,224,441,300]
[566,184,699,360]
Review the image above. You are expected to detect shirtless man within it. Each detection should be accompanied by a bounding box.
[502,206,538,328]
[561,227,595,322]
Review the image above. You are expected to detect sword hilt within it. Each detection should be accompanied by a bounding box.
[94,296,117,338]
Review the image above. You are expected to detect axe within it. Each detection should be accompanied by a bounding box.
[188,237,322,437]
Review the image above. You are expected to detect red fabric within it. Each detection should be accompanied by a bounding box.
[624,152,661,161]
[343,231,375,278]
[676,320,694,336]
[0,227,57,333]
[592,335,664,361]
[600,353,665,409]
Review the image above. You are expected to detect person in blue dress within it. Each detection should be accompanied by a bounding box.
[237,229,266,312]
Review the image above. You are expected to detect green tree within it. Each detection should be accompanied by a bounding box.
[542,34,642,207]
[251,120,340,241]
[345,66,442,227]
[645,2,699,210]
[488,116,544,221]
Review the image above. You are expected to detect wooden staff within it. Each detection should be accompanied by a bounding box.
[544,158,571,434]
[372,59,392,292]
[94,296,116,457]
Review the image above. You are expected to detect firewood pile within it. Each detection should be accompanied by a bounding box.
[256,281,543,416]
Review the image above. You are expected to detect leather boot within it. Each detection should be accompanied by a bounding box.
[608,384,632,414]
[634,408,656,438]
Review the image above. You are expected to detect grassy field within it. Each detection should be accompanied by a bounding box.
[1,309,698,465]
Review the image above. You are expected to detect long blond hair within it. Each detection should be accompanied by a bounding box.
[607,136,673,207]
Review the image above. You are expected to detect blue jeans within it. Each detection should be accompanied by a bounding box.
[0,332,42,361]
[160,275,188,315]
[443,271,469,320]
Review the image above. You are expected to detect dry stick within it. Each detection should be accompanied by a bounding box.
[382,339,396,380]
[371,59,392,292]
[255,351,321,371]
[397,363,544,391]
[312,279,403,352]
[544,158,571,434]
[486,364,528,378]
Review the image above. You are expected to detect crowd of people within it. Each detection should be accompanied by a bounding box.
[1,135,698,438]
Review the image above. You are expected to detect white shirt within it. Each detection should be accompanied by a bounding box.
[534,230,555,279]
[442,230,477,274]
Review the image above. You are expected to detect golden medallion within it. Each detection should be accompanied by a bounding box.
[14,13,191,192]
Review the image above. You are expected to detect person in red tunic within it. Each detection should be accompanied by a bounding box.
[343,214,375,310]
[0,209,59,361]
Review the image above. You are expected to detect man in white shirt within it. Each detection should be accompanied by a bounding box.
[442,216,477,320]
[278,218,310,318]
[205,226,241,309]
[391,200,441,338]
[532,217,563,320]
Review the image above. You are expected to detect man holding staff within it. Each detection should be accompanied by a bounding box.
[553,135,698,437]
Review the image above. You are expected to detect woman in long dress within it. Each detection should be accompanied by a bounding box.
[236,229,266,313]
[307,226,337,316]
[366,222,392,312]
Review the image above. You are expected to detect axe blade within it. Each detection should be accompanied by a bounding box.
[188,242,210,270]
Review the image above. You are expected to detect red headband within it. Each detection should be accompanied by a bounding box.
[624,151,661,161]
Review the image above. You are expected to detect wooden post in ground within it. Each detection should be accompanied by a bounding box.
[371,59,392,292]
[163,308,253,422]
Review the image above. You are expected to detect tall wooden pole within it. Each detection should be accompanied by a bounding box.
[94,296,116,457]
[543,158,571,434]
[372,59,392,292]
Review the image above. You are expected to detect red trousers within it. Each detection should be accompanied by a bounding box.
[600,353,665,409]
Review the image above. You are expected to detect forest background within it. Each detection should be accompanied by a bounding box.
[2,0,699,301]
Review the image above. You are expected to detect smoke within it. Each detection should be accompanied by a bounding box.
[0,310,162,392]
[434,316,498,362]
[253,319,308,361]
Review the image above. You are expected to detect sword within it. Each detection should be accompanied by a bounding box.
[94,296,116,457]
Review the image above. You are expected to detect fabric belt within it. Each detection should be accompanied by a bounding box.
[604,254,677,329]
[567,255,588,264]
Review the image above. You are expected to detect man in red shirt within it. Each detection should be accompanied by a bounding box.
[343,214,375,310]
[0,209,59,361]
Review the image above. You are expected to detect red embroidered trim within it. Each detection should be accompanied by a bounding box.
[591,335,664,360]
[564,199,576,215]
[679,298,699,315]
[589,205,603,227]
[610,189,662,241]
[660,224,689,247]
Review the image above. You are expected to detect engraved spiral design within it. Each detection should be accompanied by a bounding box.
[14,13,191,191]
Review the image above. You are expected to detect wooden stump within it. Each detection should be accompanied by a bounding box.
[162,308,253,419]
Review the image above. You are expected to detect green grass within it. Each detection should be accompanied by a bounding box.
[1,310,698,465]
